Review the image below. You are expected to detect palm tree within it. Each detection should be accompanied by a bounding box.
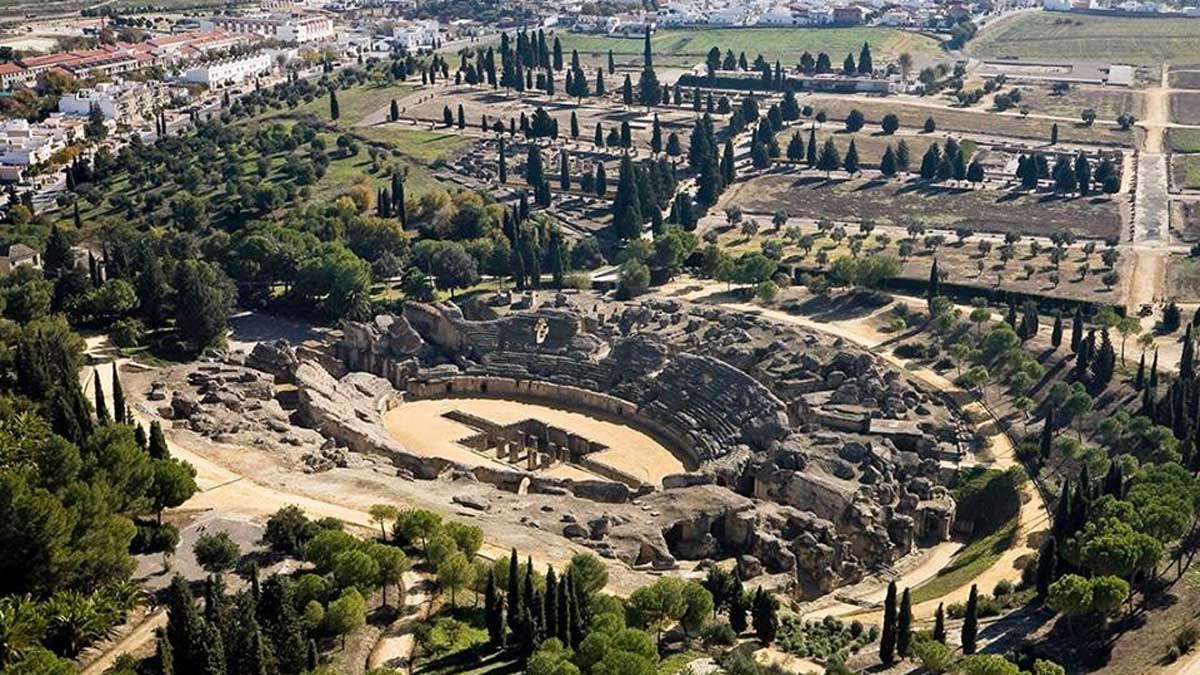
[44,591,110,656]
[0,596,47,665]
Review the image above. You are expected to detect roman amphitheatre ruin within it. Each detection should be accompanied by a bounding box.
[130,292,970,596]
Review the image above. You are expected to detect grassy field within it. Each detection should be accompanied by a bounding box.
[555,27,941,69]
[968,11,1200,64]
[909,517,1018,605]
[1172,154,1200,191]
[1167,127,1200,153]
[1015,84,1137,121]
[1171,92,1200,126]
[260,82,418,128]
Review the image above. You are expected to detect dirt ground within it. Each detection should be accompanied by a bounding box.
[382,397,686,485]
[1171,92,1200,126]
[717,171,1124,240]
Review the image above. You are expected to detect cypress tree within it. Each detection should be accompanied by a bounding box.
[556,575,570,644]
[897,587,912,658]
[307,639,319,672]
[1184,324,1196,380]
[927,258,940,314]
[728,577,747,633]
[156,628,175,675]
[149,420,169,459]
[962,584,979,654]
[522,558,538,635]
[566,574,583,649]
[879,581,897,666]
[1070,307,1083,353]
[93,369,110,425]
[393,171,407,228]
[506,549,521,638]
[611,155,644,239]
[932,603,946,644]
[806,127,817,167]
[1103,460,1123,498]
[485,571,505,646]
[1036,536,1057,600]
[1135,351,1146,390]
[329,89,339,120]
[135,424,148,452]
[751,587,778,644]
[1040,408,1054,460]
[544,567,558,641]
[1150,348,1160,392]
[1050,310,1063,348]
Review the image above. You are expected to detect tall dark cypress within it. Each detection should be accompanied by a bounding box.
[566,574,583,649]
[111,362,126,425]
[1150,349,1160,392]
[485,571,505,646]
[879,580,897,666]
[1050,310,1063,348]
[728,577,747,633]
[556,575,570,643]
[927,258,940,314]
[93,369,110,425]
[1052,478,1071,541]
[962,584,979,654]
[506,549,521,639]
[1040,408,1054,460]
[1135,351,1146,390]
[897,587,912,658]
[1036,537,1057,600]
[156,628,175,675]
[544,567,558,642]
[932,603,946,644]
[522,558,538,635]
[149,420,169,459]
[1183,323,1196,380]
[1070,307,1084,353]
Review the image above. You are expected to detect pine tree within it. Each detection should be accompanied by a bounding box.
[894,587,912,658]
[879,581,897,666]
[932,603,946,644]
[93,369,110,425]
[962,584,979,654]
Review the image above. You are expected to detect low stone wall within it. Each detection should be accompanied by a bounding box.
[406,374,701,469]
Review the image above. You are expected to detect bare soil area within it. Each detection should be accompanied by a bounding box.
[1171,92,1200,126]
[381,397,685,485]
[718,172,1123,240]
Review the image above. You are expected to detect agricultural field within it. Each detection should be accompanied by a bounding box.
[1172,154,1200,191]
[554,27,941,70]
[804,95,1135,147]
[1171,92,1200,126]
[717,172,1123,240]
[1170,69,1200,90]
[704,208,1123,300]
[258,81,418,128]
[967,11,1200,64]
[1167,254,1200,301]
[1170,200,1200,242]
[1166,127,1200,153]
[1013,84,1137,121]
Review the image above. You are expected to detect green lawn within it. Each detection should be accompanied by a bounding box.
[356,127,473,163]
[266,81,418,128]
[557,27,941,68]
[968,11,1200,64]
[1167,128,1200,153]
[909,516,1019,605]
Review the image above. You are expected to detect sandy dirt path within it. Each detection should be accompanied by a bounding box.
[79,611,167,675]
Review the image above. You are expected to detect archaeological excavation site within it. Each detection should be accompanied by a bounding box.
[140,293,966,597]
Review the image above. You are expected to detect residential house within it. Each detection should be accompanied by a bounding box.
[0,244,41,275]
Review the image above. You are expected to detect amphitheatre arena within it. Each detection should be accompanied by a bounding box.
[142,292,969,596]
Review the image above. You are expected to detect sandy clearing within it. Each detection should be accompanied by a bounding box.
[79,611,166,675]
[382,397,685,485]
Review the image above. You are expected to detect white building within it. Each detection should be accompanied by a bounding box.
[0,116,86,167]
[199,13,335,44]
[58,80,167,125]
[182,51,274,87]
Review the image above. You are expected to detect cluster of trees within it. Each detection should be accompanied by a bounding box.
[917,138,986,187]
[0,312,197,670]
[1014,151,1120,197]
[702,42,874,83]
